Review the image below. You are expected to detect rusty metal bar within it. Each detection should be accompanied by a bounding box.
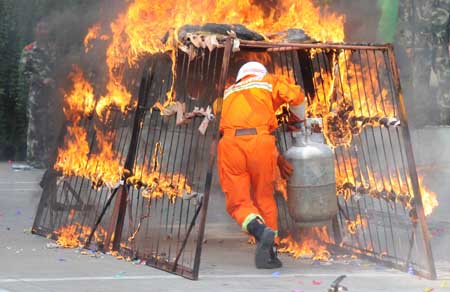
[387,45,436,279]
[239,40,391,50]
[361,50,399,262]
[191,38,232,279]
[339,50,377,252]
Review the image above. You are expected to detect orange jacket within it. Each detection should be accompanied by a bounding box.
[219,74,305,133]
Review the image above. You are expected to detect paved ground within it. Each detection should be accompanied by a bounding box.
[0,162,449,292]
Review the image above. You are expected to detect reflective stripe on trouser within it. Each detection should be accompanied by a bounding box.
[217,133,278,233]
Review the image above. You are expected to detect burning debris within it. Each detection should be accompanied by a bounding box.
[54,223,106,248]
[346,215,368,235]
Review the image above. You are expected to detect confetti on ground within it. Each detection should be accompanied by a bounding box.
[423,288,434,292]
[312,280,322,285]
[292,290,304,292]
[23,228,32,233]
[58,258,66,262]
[113,271,126,279]
[440,281,448,288]
[16,210,22,215]
[272,271,281,277]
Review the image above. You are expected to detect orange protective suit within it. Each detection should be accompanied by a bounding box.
[217,74,305,234]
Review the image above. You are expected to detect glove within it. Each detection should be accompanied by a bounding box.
[286,102,305,132]
[286,110,304,132]
[277,155,293,180]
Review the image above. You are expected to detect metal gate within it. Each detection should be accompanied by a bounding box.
[33,37,436,280]
[231,40,435,279]
[33,40,232,280]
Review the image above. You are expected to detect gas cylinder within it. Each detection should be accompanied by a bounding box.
[283,120,338,227]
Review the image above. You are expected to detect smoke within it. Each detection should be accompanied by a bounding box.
[329,0,381,43]
[36,1,124,87]
[15,0,130,167]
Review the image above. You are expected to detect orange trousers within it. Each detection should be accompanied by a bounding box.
[217,133,278,233]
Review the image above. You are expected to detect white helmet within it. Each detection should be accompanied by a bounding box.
[236,61,267,82]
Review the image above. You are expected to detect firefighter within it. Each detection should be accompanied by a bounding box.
[217,61,305,269]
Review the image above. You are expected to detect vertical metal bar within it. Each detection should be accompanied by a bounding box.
[175,58,199,269]
[334,150,358,247]
[387,45,436,279]
[355,50,392,257]
[173,52,195,248]
[32,122,68,232]
[111,66,154,251]
[363,49,399,262]
[306,49,324,107]
[340,49,377,252]
[151,61,175,259]
[349,51,384,255]
[333,49,372,250]
[191,38,232,279]
[85,187,119,247]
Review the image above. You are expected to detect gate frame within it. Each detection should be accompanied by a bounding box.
[32,38,436,280]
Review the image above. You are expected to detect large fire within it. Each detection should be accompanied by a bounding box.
[56,0,345,188]
[53,0,350,229]
[51,0,439,264]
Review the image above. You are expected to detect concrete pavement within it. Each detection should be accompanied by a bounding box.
[0,162,449,292]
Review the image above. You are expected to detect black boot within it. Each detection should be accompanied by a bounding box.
[247,218,282,269]
[270,245,282,267]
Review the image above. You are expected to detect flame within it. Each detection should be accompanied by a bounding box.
[55,65,123,188]
[416,176,438,217]
[308,50,396,147]
[127,142,192,202]
[279,227,331,261]
[346,215,368,235]
[63,66,95,120]
[55,126,123,188]
[57,0,348,192]
[54,223,106,248]
[84,0,346,116]
[333,154,439,217]
[105,0,344,66]
[84,23,101,53]
[85,130,124,188]
[55,125,89,177]
[128,170,192,203]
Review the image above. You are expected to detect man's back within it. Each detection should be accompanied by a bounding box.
[220,74,304,132]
